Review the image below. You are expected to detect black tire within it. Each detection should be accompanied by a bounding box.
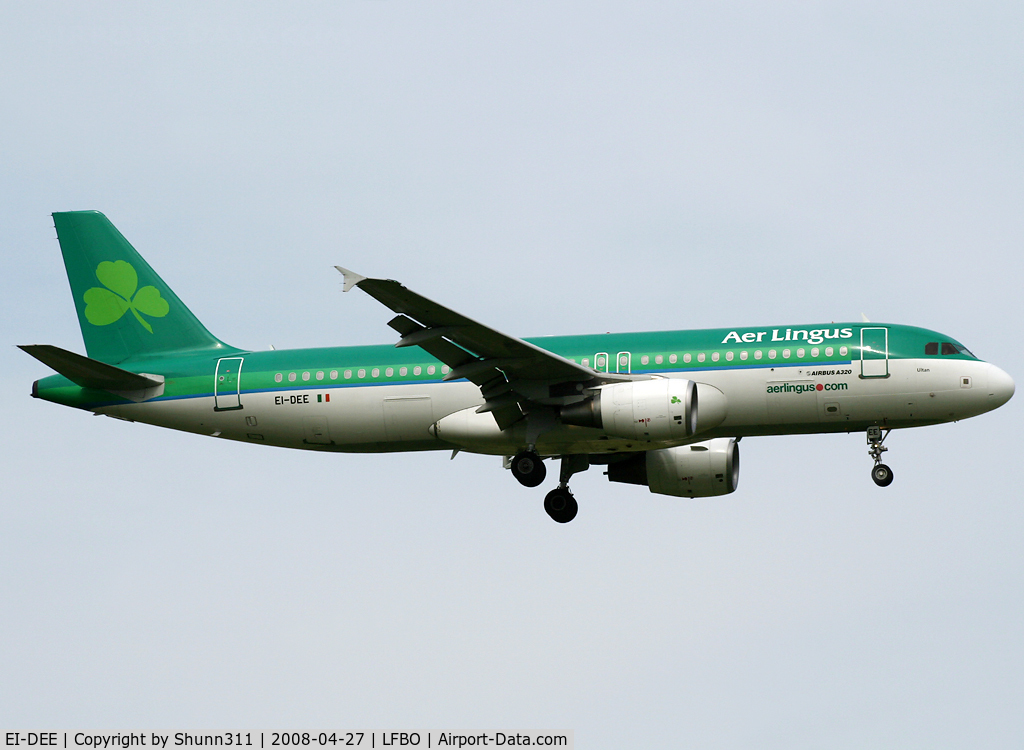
[544,488,578,523]
[871,463,894,487]
[511,451,546,487]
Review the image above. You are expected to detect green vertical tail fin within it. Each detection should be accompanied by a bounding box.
[53,211,233,363]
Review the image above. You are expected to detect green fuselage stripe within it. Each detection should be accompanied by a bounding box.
[33,322,979,409]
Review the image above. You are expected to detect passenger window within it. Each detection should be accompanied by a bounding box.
[754,350,762,360]
[344,370,352,379]
[711,352,720,362]
[669,354,677,364]
[941,342,958,355]
[371,368,380,378]
[274,373,283,383]
[697,353,706,363]
[797,348,805,358]
[414,366,422,376]
[925,342,939,355]
[726,351,734,361]
[683,353,692,363]
[330,370,338,380]
[358,369,366,378]
[428,365,436,375]
[740,351,748,361]
[825,347,834,357]
[386,367,394,377]
[641,355,649,365]
[656,355,664,365]
[400,367,408,376]
[316,371,324,381]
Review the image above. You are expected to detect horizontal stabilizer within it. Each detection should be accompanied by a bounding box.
[19,344,163,392]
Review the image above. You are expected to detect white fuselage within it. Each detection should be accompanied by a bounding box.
[101,356,1008,457]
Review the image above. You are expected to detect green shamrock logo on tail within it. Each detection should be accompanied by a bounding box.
[83,260,169,333]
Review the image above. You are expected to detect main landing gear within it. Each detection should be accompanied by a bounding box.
[510,450,546,487]
[544,487,578,524]
[542,455,588,523]
[867,426,894,487]
[508,451,588,523]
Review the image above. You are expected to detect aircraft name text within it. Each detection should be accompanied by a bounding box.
[722,327,854,345]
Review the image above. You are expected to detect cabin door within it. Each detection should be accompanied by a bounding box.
[214,357,245,411]
[860,328,889,378]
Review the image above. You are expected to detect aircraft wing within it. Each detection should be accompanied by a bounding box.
[336,267,633,429]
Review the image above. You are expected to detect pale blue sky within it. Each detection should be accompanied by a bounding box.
[2,3,1022,746]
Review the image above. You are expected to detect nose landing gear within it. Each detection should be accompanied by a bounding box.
[867,426,894,487]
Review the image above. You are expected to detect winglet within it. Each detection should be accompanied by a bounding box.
[335,266,367,293]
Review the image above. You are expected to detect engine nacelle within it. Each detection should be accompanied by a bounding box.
[606,438,740,497]
[561,378,727,442]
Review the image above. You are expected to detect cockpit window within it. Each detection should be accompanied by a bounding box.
[939,342,974,357]
[925,342,938,355]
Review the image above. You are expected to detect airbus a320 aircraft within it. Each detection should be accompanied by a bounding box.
[23,212,1015,522]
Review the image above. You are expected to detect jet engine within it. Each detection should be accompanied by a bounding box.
[606,438,740,497]
[560,378,727,442]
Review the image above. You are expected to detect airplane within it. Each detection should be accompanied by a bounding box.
[22,211,1015,523]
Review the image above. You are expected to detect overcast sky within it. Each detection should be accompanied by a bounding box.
[2,2,1022,746]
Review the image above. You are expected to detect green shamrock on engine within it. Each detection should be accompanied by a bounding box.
[83,260,169,333]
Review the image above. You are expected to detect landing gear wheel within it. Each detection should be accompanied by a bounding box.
[544,488,578,523]
[871,463,894,487]
[511,451,546,488]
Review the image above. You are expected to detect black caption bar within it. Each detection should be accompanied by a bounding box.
[2,732,572,750]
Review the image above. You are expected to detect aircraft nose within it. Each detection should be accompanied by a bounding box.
[987,364,1015,408]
